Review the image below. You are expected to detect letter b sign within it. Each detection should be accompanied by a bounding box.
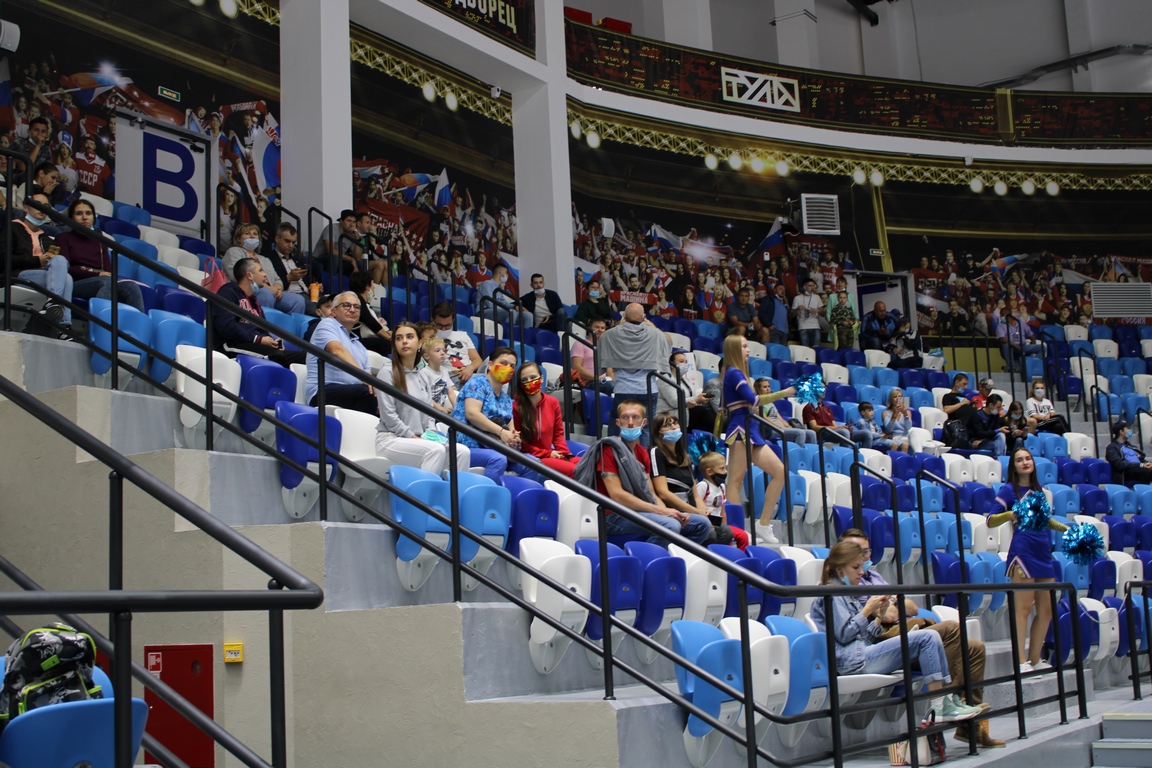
[142,133,198,223]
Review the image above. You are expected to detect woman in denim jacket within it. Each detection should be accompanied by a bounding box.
[810,541,980,722]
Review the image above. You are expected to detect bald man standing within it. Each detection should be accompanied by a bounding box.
[596,303,672,446]
[306,290,378,415]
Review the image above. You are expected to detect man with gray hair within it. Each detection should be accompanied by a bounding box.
[597,303,672,446]
[305,290,377,415]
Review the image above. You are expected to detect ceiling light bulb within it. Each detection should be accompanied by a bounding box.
[1046,180,1060,196]
[422,82,437,102]
[585,130,600,149]
[569,120,582,139]
[1021,179,1036,195]
[969,177,984,193]
[444,91,458,111]
[750,157,765,173]
[727,152,743,171]
[993,180,1008,196]
[704,153,719,171]
[189,0,206,6]
[852,168,867,185]
[775,160,790,176]
[219,0,239,17]
[869,170,884,187]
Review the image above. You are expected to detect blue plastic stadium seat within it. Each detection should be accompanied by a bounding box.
[816,347,841,365]
[749,357,772,380]
[88,299,152,376]
[625,541,688,660]
[148,309,205,382]
[763,615,829,747]
[237,356,298,447]
[575,541,643,644]
[842,350,865,367]
[275,401,342,518]
[671,621,749,765]
[0,697,148,768]
[1083,457,1113,486]
[502,476,559,557]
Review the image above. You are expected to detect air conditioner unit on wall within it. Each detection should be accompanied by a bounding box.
[801,193,840,236]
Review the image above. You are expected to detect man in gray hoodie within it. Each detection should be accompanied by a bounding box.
[596,303,672,445]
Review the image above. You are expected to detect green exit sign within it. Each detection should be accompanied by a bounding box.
[869,248,885,257]
[158,86,181,102]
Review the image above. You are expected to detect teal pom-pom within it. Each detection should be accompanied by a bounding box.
[794,373,826,407]
[1061,523,1105,566]
[1013,491,1052,533]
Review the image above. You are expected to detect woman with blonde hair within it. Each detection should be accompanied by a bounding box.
[720,334,795,542]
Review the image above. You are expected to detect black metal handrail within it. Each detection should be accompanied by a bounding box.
[561,320,600,440]
[1089,381,1110,459]
[816,424,861,547]
[0,374,321,768]
[1124,580,1152,700]
[6,192,1101,767]
[306,207,335,279]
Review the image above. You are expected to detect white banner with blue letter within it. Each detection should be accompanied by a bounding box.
[114,111,216,240]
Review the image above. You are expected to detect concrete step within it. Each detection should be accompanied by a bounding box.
[1093,739,1152,767]
[1103,712,1152,739]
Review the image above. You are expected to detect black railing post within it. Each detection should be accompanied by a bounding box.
[112,609,133,768]
[596,484,616,700]
[494,286,526,363]
[956,590,977,755]
[892,594,920,767]
[1127,586,1142,700]
[204,310,215,452]
[737,581,756,768]
[1068,589,1089,719]
[1051,587,1068,724]
[268,579,287,768]
[3,170,12,332]
[109,471,124,591]
[110,239,120,392]
[448,425,462,603]
[316,359,328,522]
[1006,589,1028,738]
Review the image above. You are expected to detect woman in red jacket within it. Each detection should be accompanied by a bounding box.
[513,361,579,481]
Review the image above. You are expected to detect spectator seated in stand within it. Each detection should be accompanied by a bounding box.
[55,197,145,313]
[860,300,896,351]
[305,290,377,415]
[886,317,922,369]
[476,263,532,327]
[3,186,75,338]
[968,393,1008,456]
[755,377,816,445]
[572,279,614,328]
[1024,379,1068,435]
[1105,419,1152,487]
[802,390,852,442]
[520,272,566,332]
[512,361,579,480]
[212,257,305,367]
[451,345,521,483]
[431,300,483,386]
[851,402,889,451]
[349,270,392,356]
[882,388,913,453]
[571,317,613,393]
[571,398,713,548]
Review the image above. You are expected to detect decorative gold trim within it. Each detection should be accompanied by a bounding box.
[241,0,1152,193]
[871,187,892,272]
[886,225,1152,240]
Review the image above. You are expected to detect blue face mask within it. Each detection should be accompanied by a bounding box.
[662,429,683,443]
[588,290,601,299]
[25,214,48,227]
[840,574,851,586]
[862,560,873,573]
[620,426,644,442]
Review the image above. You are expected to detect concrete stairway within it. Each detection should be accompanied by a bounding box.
[1093,713,1152,767]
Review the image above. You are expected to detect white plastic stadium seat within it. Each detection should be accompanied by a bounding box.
[694,351,721,372]
[86,194,115,220]
[1093,339,1119,359]
[1064,324,1088,342]
[790,345,816,365]
[334,408,392,519]
[519,539,592,675]
[139,224,181,249]
[821,363,849,385]
[669,543,728,627]
[864,349,889,369]
[175,345,241,449]
[746,340,768,360]
[667,332,691,350]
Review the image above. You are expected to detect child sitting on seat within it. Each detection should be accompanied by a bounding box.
[852,402,891,451]
[694,452,749,549]
[417,336,457,414]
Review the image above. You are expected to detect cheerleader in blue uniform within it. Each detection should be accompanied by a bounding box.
[987,447,1067,672]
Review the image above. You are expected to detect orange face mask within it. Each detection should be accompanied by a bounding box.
[491,364,515,384]
[521,378,543,396]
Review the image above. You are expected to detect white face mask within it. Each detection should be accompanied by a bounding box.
[534,287,545,296]
[1034,388,1045,398]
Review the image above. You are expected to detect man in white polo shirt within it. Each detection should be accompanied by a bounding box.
[306,290,377,415]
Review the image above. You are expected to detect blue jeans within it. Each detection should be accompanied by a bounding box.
[481,302,533,330]
[468,446,507,484]
[974,432,1007,457]
[782,427,818,445]
[257,287,306,315]
[1001,342,1043,372]
[604,509,714,548]
[73,276,145,312]
[19,254,73,323]
[860,629,950,685]
[798,328,821,349]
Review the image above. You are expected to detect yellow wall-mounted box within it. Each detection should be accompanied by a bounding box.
[223,643,244,663]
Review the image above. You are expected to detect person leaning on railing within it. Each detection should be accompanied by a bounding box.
[810,541,981,724]
[836,529,1002,747]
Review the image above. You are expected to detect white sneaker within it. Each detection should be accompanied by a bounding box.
[1032,660,1052,673]
[758,525,781,546]
[936,695,980,722]
[1018,662,1033,674]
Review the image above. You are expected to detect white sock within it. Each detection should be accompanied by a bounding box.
[930,696,945,711]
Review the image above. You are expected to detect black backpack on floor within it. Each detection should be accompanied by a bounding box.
[0,622,103,735]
